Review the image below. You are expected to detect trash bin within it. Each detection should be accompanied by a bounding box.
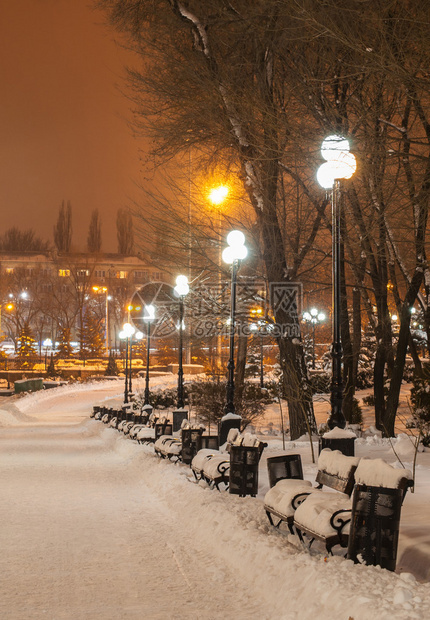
[198,435,219,451]
[173,409,188,432]
[181,428,203,464]
[267,454,304,488]
[218,415,241,446]
[319,436,356,457]
[155,422,173,440]
[229,445,260,497]
[347,484,403,571]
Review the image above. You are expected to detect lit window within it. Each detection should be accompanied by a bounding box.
[117,271,128,279]
[77,269,89,277]
[58,269,70,277]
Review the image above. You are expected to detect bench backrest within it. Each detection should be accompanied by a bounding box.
[316,449,361,496]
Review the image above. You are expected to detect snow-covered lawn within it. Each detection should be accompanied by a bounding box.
[0,377,429,619]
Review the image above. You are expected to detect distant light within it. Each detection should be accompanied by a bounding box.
[144,304,156,321]
[174,275,190,297]
[317,135,357,189]
[223,230,247,264]
[227,230,245,247]
[122,322,135,337]
[208,185,229,205]
[321,135,350,161]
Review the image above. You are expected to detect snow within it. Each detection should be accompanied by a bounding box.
[294,492,352,538]
[264,479,314,517]
[221,411,241,421]
[323,426,358,438]
[318,448,360,479]
[355,458,413,488]
[1,377,430,619]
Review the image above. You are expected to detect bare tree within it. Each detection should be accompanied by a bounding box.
[0,227,50,252]
[116,208,134,254]
[53,200,72,252]
[87,209,102,253]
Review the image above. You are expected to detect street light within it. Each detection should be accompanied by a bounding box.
[222,230,247,414]
[208,185,230,372]
[317,134,356,429]
[174,275,189,410]
[129,328,143,397]
[42,338,52,371]
[302,308,326,369]
[143,304,156,406]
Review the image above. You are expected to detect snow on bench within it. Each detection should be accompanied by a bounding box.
[154,434,182,461]
[198,431,265,491]
[190,427,240,482]
[293,455,413,555]
[264,449,359,537]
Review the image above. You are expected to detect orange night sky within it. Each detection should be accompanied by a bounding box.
[0,0,146,252]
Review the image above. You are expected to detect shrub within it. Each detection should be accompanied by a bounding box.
[309,372,331,394]
[188,379,274,429]
[410,364,430,446]
[347,397,363,426]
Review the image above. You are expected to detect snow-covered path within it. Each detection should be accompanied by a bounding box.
[1,380,430,619]
[0,419,268,620]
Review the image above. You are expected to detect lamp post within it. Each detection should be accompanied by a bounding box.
[302,308,326,369]
[43,338,52,371]
[174,275,190,409]
[317,134,357,429]
[120,322,135,404]
[143,304,156,406]
[129,328,143,397]
[222,230,247,414]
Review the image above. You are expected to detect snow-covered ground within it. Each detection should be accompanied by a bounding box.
[1,377,430,619]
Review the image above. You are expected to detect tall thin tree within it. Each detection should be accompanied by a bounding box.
[53,200,72,252]
[87,209,102,253]
[116,208,134,254]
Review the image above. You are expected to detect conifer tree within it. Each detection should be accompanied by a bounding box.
[105,351,119,376]
[18,322,37,368]
[57,327,74,358]
[80,311,104,358]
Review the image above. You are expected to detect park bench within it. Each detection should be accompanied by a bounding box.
[264,449,360,537]
[191,427,240,482]
[198,431,266,492]
[136,417,172,444]
[293,454,413,557]
[155,423,206,463]
[101,408,117,424]
[154,434,182,461]
[129,411,156,440]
